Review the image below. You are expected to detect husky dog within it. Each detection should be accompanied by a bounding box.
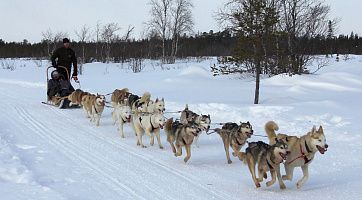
[81,94,106,126]
[214,122,253,164]
[68,89,90,106]
[133,113,165,148]
[241,140,288,189]
[112,104,132,138]
[144,98,166,114]
[164,118,202,163]
[180,104,211,147]
[111,88,131,107]
[265,121,328,189]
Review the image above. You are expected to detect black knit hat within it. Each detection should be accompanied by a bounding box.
[63,38,70,43]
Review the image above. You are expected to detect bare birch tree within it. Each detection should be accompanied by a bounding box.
[278,0,336,74]
[101,23,120,62]
[169,0,194,63]
[75,24,92,74]
[94,21,102,61]
[147,0,172,63]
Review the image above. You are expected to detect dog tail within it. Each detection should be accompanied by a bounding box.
[140,92,151,103]
[265,121,279,144]
[120,88,129,93]
[164,117,173,135]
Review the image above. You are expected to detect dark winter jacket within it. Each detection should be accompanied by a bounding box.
[51,47,78,79]
[47,78,75,98]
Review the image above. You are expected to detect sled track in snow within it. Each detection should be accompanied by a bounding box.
[15,106,150,200]
[51,107,232,199]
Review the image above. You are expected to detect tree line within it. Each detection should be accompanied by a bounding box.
[0,31,361,60]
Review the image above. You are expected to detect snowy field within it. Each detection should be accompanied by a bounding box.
[0,56,361,200]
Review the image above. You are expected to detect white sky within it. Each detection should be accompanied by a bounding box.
[0,0,361,43]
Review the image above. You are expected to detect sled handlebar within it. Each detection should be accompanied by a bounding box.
[46,66,70,81]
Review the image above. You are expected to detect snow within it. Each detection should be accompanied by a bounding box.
[0,56,361,199]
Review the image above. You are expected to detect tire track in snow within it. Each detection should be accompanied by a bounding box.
[14,106,149,200]
[53,108,232,199]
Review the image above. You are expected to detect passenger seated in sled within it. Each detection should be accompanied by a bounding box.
[47,70,75,108]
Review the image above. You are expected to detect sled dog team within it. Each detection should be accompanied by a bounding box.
[65,88,328,190]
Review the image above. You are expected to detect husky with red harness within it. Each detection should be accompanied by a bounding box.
[265,121,328,189]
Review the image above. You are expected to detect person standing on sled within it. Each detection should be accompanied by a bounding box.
[47,70,75,108]
[51,38,78,81]
[50,38,78,108]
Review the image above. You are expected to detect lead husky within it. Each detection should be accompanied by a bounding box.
[241,140,288,189]
[133,113,165,148]
[81,94,106,126]
[180,104,211,147]
[214,122,253,164]
[112,104,132,138]
[265,121,328,188]
[164,118,201,163]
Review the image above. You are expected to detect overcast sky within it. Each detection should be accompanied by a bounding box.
[0,0,361,43]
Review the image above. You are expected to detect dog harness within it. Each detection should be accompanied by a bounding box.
[287,141,312,165]
[149,116,157,132]
[267,159,275,170]
[139,116,157,132]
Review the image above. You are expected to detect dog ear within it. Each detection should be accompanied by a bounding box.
[161,97,164,102]
[318,125,323,133]
[311,125,316,133]
[155,98,159,102]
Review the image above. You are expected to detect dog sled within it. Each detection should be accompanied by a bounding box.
[42,66,80,109]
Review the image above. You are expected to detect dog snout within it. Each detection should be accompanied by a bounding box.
[325,144,328,149]
[286,151,291,155]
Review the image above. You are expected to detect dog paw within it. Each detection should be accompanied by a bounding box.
[280,183,286,190]
[266,181,273,187]
[255,183,261,188]
[282,175,289,180]
[228,160,232,164]
[297,181,304,189]
[184,157,190,163]
[159,146,164,149]
[237,152,245,161]
[232,152,236,157]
